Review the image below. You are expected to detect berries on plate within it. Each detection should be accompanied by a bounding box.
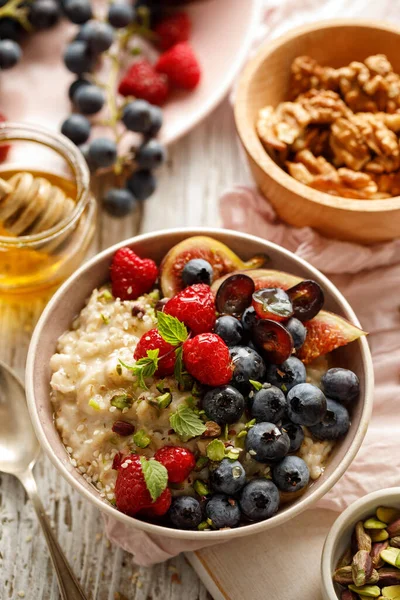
[202,385,245,425]
[182,259,213,287]
[134,329,176,376]
[308,398,350,440]
[246,422,290,463]
[272,456,310,493]
[155,42,201,90]
[265,357,307,394]
[110,247,158,301]
[321,368,360,404]
[154,446,196,483]
[214,316,244,347]
[287,280,324,322]
[285,317,306,350]
[118,59,169,106]
[154,12,191,50]
[209,459,246,495]
[241,306,258,335]
[252,287,293,322]
[164,283,216,334]
[215,274,255,316]
[287,383,327,427]
[252,319,294,364]
[229,345,266,393]
[281,422,304,453]
[249,386,287,424]
[168,496,202,530]
[239,479,280,522]
[206,495,241,529]
[183,333,232,386]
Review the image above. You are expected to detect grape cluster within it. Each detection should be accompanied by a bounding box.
[61,0,167,218]
[0,0,62,70]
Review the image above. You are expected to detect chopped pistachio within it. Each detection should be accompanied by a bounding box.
[133,429,151,448]
[225,447,241,460]
[156,381,167,393]
[195,456,209,471]
[157,392,172,409]
[364,518,387,529]
[281,384,287,392]
[193,480,210,496]
[245,418,256,429]
[88,398,100,410]
[101,313,110,324]
[192,382,203,397]
[249,380,263,391]
[110,393,133,410]
[109,498,116,506]
[99,289,113,302]
[224,424,229,440]
[236,430,247,439]
[206,517,214,528]
[198,521,210,531]
[148,289,160,302]
[206,439,225,462]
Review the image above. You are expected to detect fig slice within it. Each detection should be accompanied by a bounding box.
[252,319,294,364]
[287,280,324,322]
[160,236,267,297]
[297,311,367,364]
[211,269,303,295]
[252,287,294,322]
[215,274,255,316]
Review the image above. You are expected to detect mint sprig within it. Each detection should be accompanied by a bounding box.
[157,311,188,346]
[140,457,168,501]
[169,405,206,441]
[119,349,159,390]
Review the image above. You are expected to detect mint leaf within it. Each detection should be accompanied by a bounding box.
[249,380,263,391]
[157,311,188,346]
[169,405,206,441]
[140,457,168,501]
[119,349,159,390]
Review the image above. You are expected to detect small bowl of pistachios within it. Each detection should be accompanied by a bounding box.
[321,488,400,600]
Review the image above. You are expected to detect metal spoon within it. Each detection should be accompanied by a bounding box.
[0,359,87,600]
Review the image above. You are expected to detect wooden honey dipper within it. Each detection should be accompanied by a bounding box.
[0,172,75,237]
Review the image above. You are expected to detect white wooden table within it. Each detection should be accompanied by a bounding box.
[0,98,251,600]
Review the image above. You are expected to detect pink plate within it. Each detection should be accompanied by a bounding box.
[0,0,260,146]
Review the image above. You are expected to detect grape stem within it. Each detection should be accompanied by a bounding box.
[0,0,34,32]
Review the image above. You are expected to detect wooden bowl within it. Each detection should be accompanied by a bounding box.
[234,20,400,244]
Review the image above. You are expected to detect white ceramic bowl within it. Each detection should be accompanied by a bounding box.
[321,487,400,600]
[26,228,374,542]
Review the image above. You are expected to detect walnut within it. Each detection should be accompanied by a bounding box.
[292,126,331,156]
[296,89,352,123]
[290,55,339,98]
[256,102,310,152]
[372,172,400,197]
[330,117,371,171]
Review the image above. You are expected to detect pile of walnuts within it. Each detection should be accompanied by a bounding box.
[257,54,400,199]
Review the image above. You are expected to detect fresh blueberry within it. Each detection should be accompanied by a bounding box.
[202,385,245,425]
[281,422,304,453]
[250,386,287,424]
[0,39,21,69]
[206,495,241,529]
[80,21,115,53]
[74,85,104,114]
[64,0,93,24]
[214,316,243,347]
[308,398,350,440]
[29,0,61,28]
[0,18,22,41]
[321,368,360,404]
[182,259,213,287]
[287,383,327,427]
[246,422,290,463]
[126,169,156,201]
[147,105,163,136]
[272,455,310,493]
[265,356,306,393]
[64,41,94,74]
[168,496,202,530]
[108,2,135,28]
[239,479,280,521]
[79,143,97,171]
[68,77,90,101]
[61,114,91,145]
[122,100,152,133]
[285,317,306,350]
[103,188,137,217]
[88,138,117,168]
[136,139,166,170]
[209,459,246,495]
[241,306,258,335]
[230,346,266,393]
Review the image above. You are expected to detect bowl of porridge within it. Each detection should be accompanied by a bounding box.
[26,228,374,540]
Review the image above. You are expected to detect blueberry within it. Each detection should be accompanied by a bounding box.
[182,259,213,287]
[285,317,306,350]
[168,496,202,530]
[250,386,287,424]
[214,316,243,347]
[136,139,166,170]
[265,357,306,393]
[147,105,163,136]
[81,21,115,53]
[64,0,93,24]
[126,169,156,201]
[64,41,94,75]
[209,459,246,495]
[0,39,21,69]
[229,346,266,393]
[246,422,290,463]
[108,2,135,28]
[103,188,137,217]
[272,456,310,493]
[61,114,91,145]
[321,368,360,404]
[281,422,304,453]
[308,398,350,440]
[206,495,241,529]
[202,385,244,425]
[79,143,97,172]
[74,85,104,114]
[239,479,280,521]
[287,383,327,427]
[0,18,22,42]
[241,306,258,335]
[122,100,153,133]
[88,138,117,168]
[29,0,61,28]
[68,77,90,101]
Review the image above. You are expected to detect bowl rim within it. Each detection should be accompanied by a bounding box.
[234,18,400,213]
[26,227,374,541]
[321,487,400,599]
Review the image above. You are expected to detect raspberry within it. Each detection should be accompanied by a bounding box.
[114,454,171,517]
[163,283,215,334]
[183,333,233,386]
[155,42,201,90]
[0,112,10,162]
[154,12,191,51]
[118,59,169,106]
[110,247,158,301]
[134,328,176,376]
[154,446,196,483]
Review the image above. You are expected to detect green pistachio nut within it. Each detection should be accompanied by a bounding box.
[364,518,388,530]
[133,429,151,448]
[377,508,400,525]
[381,548,400,568]
[348,585,380,597]
[193,480,210,496]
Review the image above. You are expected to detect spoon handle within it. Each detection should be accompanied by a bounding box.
[18,468,88,600]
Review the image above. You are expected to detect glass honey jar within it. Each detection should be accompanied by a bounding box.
[0,122,96,295]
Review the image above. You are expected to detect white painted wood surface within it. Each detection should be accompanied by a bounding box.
[0,98,251,600]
